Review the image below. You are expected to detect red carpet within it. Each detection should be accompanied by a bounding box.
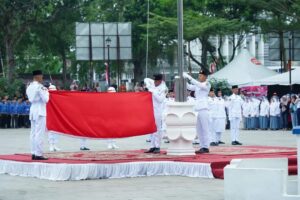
[0,146,297,179]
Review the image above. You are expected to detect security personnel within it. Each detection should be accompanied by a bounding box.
[183,70,211,154]
[144,74,167,154]
[26,70,49,160]
[227,85,243,145]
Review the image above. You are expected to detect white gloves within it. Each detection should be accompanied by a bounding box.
[183,72,192,80]
[144,78,155,91]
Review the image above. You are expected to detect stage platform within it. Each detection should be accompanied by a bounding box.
[0,146,297,181]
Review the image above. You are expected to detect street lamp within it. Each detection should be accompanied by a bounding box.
[288,31,293,93]
[106,37,112,86]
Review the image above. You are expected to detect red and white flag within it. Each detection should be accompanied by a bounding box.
[47,91,157,138]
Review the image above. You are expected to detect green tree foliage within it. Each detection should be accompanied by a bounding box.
[1,0,300,88]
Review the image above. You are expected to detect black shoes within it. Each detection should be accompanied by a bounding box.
[231,141,243,145]
[32,155,48,160]
[80,147,90,151]
[153,148,160,154]
[210,142,219,146]
[195,148,209,154]
[144,147,160,154]
[192,141,199,145]
[144,147,156,153]
[218,141,225,144]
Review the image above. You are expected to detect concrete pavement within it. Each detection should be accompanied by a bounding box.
[0,128,296,200]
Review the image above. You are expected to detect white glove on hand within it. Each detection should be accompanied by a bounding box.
[183,72,192,80]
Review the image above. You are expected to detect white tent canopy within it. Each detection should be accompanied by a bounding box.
[244,67,300,86]
[209,49,277,86]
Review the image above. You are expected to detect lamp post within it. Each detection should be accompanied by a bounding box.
[106,37,111,86]
[288,31,293,93]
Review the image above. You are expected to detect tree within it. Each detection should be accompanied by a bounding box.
[255,0,299,72]
[0,0,66,83]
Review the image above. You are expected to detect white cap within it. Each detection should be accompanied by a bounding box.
[49,84,57,91]
[107,87,116,93]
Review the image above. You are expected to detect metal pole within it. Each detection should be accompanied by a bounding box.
[176,0,186,102]
[88,22,93,89]
[289,31,292,93]
[107,44,111,86]
[117,24,121,90]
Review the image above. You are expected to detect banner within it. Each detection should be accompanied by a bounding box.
[47,91,157,138]
[240,86,268,97]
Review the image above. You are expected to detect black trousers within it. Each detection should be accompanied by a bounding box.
[11,114,19,128]
[297,108,300,126]
[24,115,30,128]
[1,114,11,128]
[18,115,24,128]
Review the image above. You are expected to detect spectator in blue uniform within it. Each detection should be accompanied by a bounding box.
[23,99,31,128]
[0,99,3,128]
[10,99,18,128]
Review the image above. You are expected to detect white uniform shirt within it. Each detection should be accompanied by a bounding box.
[187,79,211,111]
[150,83,166,116]
[227,93,243,119]
[270,100,280,116]
[242,101,251,118]
[26,81,49,120]
[260,100,270,117]
[208,96,217,118]
[250,98,260,117]
[296,98,300,109]
[214,97,226,119]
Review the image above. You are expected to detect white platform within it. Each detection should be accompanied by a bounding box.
[0,159,214,181]
[224,158,300,200]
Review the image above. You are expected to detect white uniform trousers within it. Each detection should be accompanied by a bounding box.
[230,117,241,142]
[30,116,46,156]
[208,117,215,143]
[48,131,59,145]
[80,138,87,148]
[151,113,163,148]
[196,109,210,149]
[213,118,226,143]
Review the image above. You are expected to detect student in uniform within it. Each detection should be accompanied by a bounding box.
[26,70,49,160]
[0,99,3,128]
[259,96,270,130]
[144,74,167,154]
[270,96,280,130]
[23,99,31,128]
[290,95,298,128]
[183,70,211,154]
[47,84,61,152]
[242,97,251,130]
[106,87,119,150]
[17,99,25,128]
[227,85,243,145]
[208,88,218,146]
[10,99,18,128]
[213,89,226,145]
